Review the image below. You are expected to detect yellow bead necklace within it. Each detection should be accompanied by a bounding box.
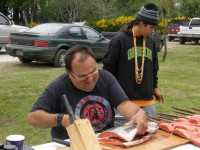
[132,31,146,84]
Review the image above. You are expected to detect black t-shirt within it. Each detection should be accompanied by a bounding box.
[31,69,128,140]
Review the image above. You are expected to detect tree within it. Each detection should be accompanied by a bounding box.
[92,0,118,20]
[8,0,37,26]
[0,0,10,17]
[47,0,92,23]
[179,0,200,18]
[158,0,176,61]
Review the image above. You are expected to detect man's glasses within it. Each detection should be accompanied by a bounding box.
[70,65,98,82]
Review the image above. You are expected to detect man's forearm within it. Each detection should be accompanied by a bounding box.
[28,110,58,128]
[116,101,141,120]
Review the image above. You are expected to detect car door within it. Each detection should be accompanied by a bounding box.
[0,14,12,43]
[81,26,108,58]
[67,26,89,47]
[67,26,108,59]
[0,14,21,43]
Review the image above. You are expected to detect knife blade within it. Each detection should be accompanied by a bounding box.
[61,94,76,124]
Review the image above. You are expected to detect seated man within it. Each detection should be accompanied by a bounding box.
[28,44,147,140]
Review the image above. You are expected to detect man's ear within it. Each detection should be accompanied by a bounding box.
[66,69,72,79]
[66,69,70,74]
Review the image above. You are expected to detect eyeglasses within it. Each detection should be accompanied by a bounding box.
[70,65,98,82]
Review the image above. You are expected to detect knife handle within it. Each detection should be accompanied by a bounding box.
[61,94,76,124]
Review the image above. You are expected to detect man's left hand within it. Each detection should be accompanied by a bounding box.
[154,88,164,103]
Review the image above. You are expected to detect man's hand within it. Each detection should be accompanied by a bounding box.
[61,115,81,127]
[125,109,148,135]
[154,88,164,103]
[117,101,148,135]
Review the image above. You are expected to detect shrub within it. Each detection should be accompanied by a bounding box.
[92,16,135,32]
[29,22,40,28]
[92,16,191,35]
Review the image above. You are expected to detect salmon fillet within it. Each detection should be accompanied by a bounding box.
[188,115,200,124]
[158,115,200,147]
[98,122,158,147]
[159,123,174,133]
[98,133,152,148]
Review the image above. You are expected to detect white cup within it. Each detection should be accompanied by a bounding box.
[6,135,25,150]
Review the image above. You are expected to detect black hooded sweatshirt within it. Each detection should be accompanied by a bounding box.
[102,28,159,100]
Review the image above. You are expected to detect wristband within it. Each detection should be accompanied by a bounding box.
[56,113,64,126]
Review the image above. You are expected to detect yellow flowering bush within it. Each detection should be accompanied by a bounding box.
[157,16,191,34]
[93,16,191,34]
[93,16,135,32]
[29,22,40,28]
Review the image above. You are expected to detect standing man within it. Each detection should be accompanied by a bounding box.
[102,3,164,117]
[28,44,147,140]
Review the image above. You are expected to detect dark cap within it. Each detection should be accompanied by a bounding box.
[136,3,159,26]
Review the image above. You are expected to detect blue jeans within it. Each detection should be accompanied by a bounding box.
[141,104,155,117]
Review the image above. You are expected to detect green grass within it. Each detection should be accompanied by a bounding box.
[0,46,200,146]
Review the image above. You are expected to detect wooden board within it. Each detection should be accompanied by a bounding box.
[57,130,189,150]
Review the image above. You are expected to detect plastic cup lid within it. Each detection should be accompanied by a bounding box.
[6,135,25,141]
[4,145,16,150]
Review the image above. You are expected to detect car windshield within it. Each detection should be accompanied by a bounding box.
[169,20,190,27]
[25,24,65,35]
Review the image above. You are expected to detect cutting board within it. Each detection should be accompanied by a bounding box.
[57,130,189,150]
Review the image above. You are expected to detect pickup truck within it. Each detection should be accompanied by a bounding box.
[168,19,190,41]
[0,12,29,50]
[101,23,164,52]
[178,18,200,44]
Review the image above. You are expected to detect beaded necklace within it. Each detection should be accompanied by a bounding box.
[132,30,146,84]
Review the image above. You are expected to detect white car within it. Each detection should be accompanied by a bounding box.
[0,12,29,50]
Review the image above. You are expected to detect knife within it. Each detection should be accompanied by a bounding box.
[61,94,76,124]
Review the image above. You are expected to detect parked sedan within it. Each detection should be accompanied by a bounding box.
[6,23,110,67]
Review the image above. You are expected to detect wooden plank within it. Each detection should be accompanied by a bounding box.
[174,111,191,116]
[192,108,200,112]
[64,119,102,150]
[149,117,173,123]
[172,107,200,115]
[57,130,189,150]
[157,113,186,119]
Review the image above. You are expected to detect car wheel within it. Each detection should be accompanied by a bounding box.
[18,57,33,63]
[195,39,199,44]
[53,49,67,67]
[179,38,186,44]
[168,36,173,41]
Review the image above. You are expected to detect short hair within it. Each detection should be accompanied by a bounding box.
[64,44,96,71]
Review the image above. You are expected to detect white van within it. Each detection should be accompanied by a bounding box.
[0,13,29,50]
